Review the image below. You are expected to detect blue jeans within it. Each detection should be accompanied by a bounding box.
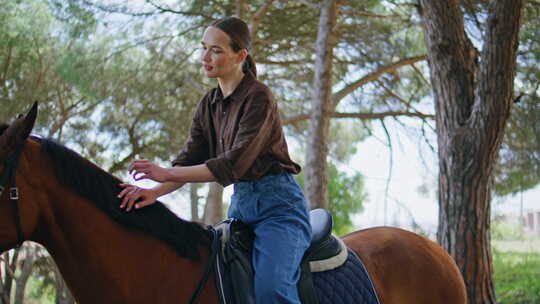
[228,173,312,304]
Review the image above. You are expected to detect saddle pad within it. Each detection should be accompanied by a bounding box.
[312,249,380,304]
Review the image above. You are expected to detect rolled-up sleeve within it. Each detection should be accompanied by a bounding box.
[171,101,209,167]
[205,91,275,186]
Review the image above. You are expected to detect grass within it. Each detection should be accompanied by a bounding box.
[493,248,540,304]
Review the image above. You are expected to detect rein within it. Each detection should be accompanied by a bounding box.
[0,142,27,247]
[189,227,220,304]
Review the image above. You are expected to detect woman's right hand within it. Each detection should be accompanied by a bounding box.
[118,184,159,212]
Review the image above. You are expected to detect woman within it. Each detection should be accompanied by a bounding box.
[118,17,311,304]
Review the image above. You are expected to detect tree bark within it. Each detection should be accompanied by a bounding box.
[14,245,38,304]
[0,253,9,304]
[190,183,200,222]
[420,1,524,303]
[202,183,224,225]
[0,249,19,304]
[304,0,340,210]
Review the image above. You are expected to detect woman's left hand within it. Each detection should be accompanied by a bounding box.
[128,160,170,183]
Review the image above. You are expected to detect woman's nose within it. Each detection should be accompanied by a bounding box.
[202,50,211,62]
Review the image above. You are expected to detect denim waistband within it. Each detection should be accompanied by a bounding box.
[233,173,294,194]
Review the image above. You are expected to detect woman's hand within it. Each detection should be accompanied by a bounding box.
[128,160,170,183]
[117,184,159,211]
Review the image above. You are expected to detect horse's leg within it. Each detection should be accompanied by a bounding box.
[343,227,467,304]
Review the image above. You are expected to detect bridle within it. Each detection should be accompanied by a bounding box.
[0,135,218,302]
[0,141,27,248]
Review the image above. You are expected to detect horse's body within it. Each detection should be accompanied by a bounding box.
[0,105,467,304]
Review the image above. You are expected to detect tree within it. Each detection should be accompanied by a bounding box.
[298,162,367,235]
[303,0,340,210]
[494,5,540,196]
[0,249,18,304]
[419,1,524,303]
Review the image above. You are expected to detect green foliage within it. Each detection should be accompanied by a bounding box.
[26,275,55,304]
[0,0,204,175]
[494,5,540,196]
[297,163,367,236]
[328,120,369,163]
[493,250,540,304]
[327,165,367,236]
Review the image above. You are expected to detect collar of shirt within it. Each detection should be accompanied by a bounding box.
[211,72,256,105]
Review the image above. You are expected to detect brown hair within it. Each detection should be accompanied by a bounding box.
[210,17,257,77]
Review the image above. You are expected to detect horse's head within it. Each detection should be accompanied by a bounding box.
[0,102,41,251]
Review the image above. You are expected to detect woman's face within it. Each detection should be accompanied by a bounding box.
[200,26,245,79]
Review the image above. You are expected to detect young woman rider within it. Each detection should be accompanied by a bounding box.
[118,17,312,304]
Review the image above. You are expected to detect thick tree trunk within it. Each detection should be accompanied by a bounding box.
[202,183,223,225]
[420,1,524,303]
[304,0,340,210]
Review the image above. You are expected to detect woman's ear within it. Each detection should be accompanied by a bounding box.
[237,49,248,64]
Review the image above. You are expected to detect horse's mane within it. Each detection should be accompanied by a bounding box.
[0,124,8,135]
[39,138,211,261]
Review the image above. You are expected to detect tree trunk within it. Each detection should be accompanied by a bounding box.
[0,258,8,304]
[419,1,524,303]
[235,0,247,19]
[190,183,200,222]
[202,183,224,225]
[14,244,38,304]
[0,249,19,304]
[304,0,340,210]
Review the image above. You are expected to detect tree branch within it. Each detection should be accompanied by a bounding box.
[474,0,524,129]
[297,0,321,9]
[80,0,214,20]
[257,59,306,65]
[250,0,275,39]
[331,55,427,106]
[145,0,214,20]
[283,111,434,125]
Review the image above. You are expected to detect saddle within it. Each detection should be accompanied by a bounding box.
[214,208,347,304]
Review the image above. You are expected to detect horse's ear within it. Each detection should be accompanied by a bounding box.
[22,101,38,138]
[0,102,38,157]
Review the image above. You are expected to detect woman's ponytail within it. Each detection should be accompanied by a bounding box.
[243,54,257,78]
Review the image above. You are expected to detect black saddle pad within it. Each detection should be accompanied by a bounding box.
[313,249,380,304]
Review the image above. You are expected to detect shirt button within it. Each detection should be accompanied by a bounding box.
[222,111,226,116]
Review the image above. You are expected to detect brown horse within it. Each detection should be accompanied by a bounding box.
[0,104,467,304]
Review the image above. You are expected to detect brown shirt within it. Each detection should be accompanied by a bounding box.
[172,72,301,187]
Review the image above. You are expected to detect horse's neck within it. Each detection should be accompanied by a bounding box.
[33,184,210,303]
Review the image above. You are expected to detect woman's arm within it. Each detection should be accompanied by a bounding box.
[166,164,217,183]
[128,160,216,183]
